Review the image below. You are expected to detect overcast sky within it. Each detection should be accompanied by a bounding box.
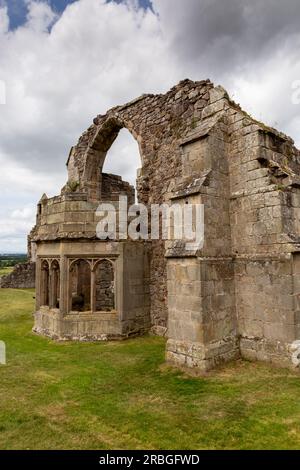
[0,0,299,252]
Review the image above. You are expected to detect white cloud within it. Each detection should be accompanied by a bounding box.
[0,4,9,34]
[24,0,57,32]
[103,128,141,186]
[0,150,65,252]
[11,206,35,220]
[0,152,64,194]
[151,0,300,143]
[226,40,300,141]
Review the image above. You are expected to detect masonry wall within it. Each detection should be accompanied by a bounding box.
[166,258,238,370]
[0,262,35,289]
[95,259,115,312]
[225,100,300,366]
[121,241,151,337]
[165,121,239,369]
[101,173,135,205]
[235,255,298,367]
[66,79,216,333]
[31,78,300,371]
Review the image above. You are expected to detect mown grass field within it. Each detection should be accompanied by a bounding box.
[1,288,300,450]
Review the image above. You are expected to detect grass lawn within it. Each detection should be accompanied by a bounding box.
[0,267,13,277]
[1,288,300,450]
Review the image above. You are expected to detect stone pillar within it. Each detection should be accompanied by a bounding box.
[49,269,54,308]
[91,269,96,313]
[59,256,68,316]
[166,256,239,372]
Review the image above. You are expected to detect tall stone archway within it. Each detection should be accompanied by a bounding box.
[64,80,216,333]
[68,114,146,203]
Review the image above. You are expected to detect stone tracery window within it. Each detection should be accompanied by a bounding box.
[40,260,49,306]
[40,258,60,309]
[69,259,91,312]
[50,260,60,309]
[67,257,116,313]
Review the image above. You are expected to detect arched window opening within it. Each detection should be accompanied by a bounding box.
[40,260,49,307]
[69,260,91,312]
[50,260,60,309]
[102,128,141,204]
[94,260,115,312]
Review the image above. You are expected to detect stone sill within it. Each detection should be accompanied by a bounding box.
[38,308,118,320]
[65,311,118,320]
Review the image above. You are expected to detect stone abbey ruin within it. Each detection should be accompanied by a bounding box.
[24,78,300,372]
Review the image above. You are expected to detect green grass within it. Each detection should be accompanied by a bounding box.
[0,267,13,277]
[1,288,300,450]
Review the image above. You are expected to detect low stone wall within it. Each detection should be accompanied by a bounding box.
[0,262,35,289]
[33,308,122,341]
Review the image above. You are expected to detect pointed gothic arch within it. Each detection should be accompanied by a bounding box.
[74,115,146,202]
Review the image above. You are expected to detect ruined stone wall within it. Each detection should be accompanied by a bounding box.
[65,78,300,345]
[67,79,215,332]
[166,258,239,370]
[235,255,296,367]
[165,116,238,369]
[101,173,135,205]
[31,77,300,370]
[121,241,151,337]
[95,259,115,311]
[225,88,300,366]
[0,262,35,289]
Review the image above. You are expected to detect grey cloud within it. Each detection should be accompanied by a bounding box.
[152,0,300,77]
[0,0,175,177]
